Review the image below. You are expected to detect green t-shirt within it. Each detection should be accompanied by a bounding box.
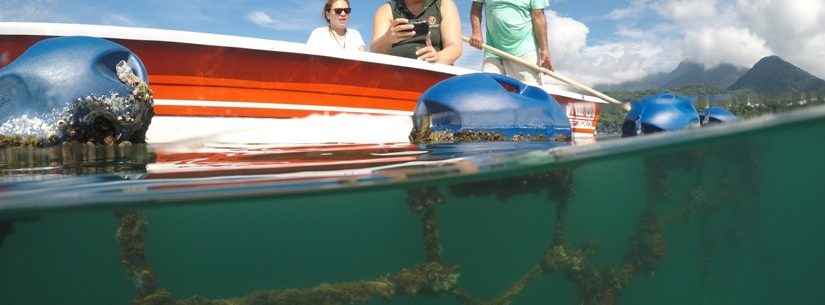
[473,0,548,58]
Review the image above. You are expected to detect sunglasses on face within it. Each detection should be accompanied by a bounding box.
[330,8,351,15]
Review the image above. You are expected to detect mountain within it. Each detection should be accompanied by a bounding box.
[597,60,747,91]
[663,61,747,89]
[728,56,825,95]
[596,72,668,91]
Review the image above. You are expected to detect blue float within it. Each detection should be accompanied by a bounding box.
[0,36,153,144]
[701,106,737,126]
[622,93,739,137]
[622,93,701,137]
[410,73,571,143]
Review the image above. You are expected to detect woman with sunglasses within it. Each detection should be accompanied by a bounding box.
[370,0,462,65]
[307,0,366,51]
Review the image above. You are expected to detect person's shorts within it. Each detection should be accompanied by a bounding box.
[481,53,542,85]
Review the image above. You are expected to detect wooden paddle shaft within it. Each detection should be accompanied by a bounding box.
[462,36,623,105]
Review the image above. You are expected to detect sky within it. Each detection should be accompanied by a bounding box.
[1,0,824,85]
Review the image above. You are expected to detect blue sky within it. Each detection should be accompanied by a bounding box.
[0,0,632,45]
[2,0,824,84]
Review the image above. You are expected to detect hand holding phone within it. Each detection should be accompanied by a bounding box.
[410,19,430,36]
[390,18,415,43]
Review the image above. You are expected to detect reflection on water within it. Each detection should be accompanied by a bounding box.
[0,140,566,211]
[1,106,825,305]
[0,142,151,176]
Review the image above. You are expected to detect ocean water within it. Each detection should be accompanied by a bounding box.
[1,106,825,305]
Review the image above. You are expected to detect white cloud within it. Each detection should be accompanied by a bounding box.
[100,14,139,27]
[655,0,719,23]
[559,0,825,85]
[680,26,771,68]
[248,11,276,26]
[247,1,320,32]
[547,11,588,60]
[544,10,682,86]
[248,10,315,31]
[735,0,825,75]
[605,0,655,20]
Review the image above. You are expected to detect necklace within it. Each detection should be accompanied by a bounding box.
[328,27,347,49]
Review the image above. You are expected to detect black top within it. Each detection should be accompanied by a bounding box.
[388,0,443,59]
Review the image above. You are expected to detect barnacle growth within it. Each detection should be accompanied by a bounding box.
[412,129,569,145]
[407,187,447,263]
[129,263,460,305]
[0,60,154,148]
[115,210,158,298]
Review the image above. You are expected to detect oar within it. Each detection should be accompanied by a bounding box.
[462,36,623,105]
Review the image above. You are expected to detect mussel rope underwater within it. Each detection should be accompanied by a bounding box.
[109,143,760,305]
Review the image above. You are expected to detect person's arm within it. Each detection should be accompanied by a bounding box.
[437,0,463,64]
[469,2,484,49]
[370,4,414,54]
[531,9,553,71]
[417,0,462,64]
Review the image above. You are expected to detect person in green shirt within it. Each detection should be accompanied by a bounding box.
[469,0,553,85]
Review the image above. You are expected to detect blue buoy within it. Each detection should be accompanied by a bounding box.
[622,93,700,137]
[700,106,737,126]
[410,73,571,143]
[0,36,153,145]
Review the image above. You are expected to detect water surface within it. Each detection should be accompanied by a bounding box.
[1,106,824,305]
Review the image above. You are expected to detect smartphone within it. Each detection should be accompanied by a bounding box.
[410,19,430,35]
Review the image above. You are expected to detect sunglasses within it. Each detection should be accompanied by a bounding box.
[330,8,351,15]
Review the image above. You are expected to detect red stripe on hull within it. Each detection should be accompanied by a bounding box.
[1,35,447,114]
[116,39,449,93]
[151,83,415,112]
[150,75,422,100]
[154,105,376,118]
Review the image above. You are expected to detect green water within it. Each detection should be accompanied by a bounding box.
[2,107,825,305]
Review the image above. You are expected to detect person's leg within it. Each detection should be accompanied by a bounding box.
[503,53,542,85]
[482,57,505,74]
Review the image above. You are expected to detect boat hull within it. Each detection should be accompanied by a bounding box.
[1,23,603,142]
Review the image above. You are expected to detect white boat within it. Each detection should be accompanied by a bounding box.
[0,22,605,144]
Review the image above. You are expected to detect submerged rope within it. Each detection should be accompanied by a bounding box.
[105,145,757,305]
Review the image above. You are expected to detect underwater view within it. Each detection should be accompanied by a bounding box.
[1,105,824,305]
[3,0,825,303]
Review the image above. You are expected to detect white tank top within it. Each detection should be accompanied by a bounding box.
[306,27,366,51]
